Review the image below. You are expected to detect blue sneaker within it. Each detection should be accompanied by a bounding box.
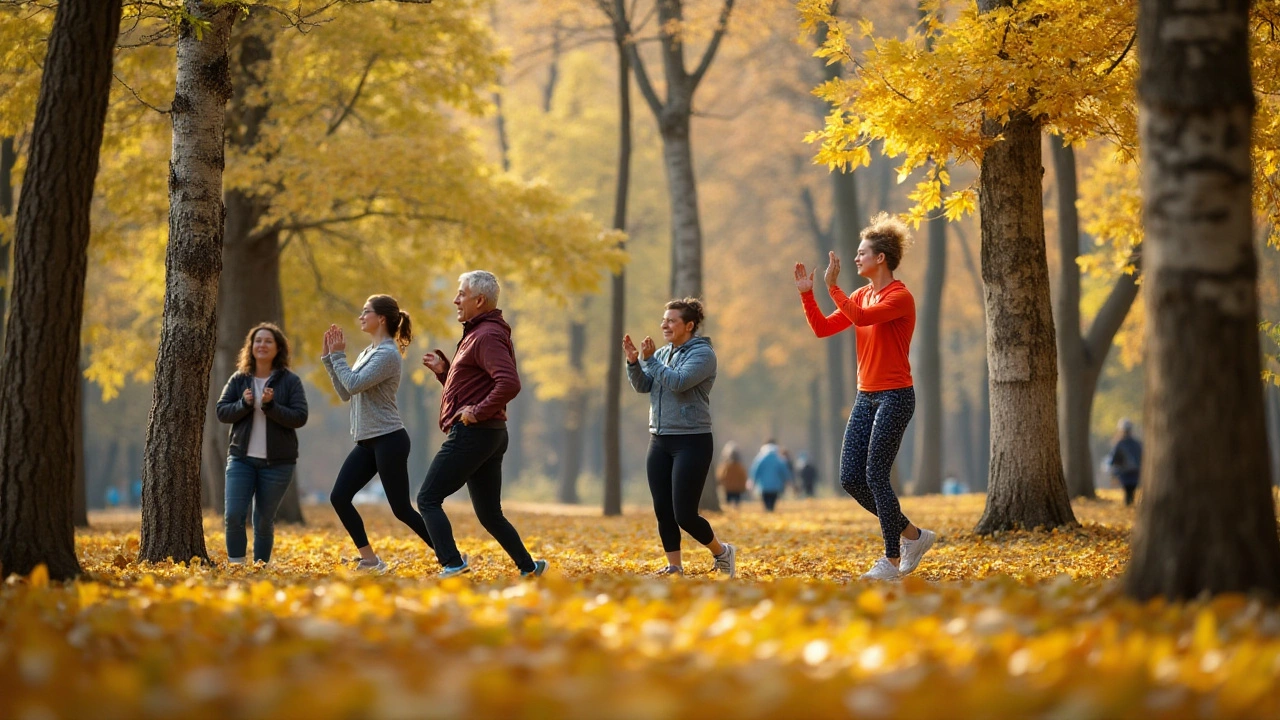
[521,559,548,578]
[439,554,470,578]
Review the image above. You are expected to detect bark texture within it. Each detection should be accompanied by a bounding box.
[972,106,1077,533]
[1124,0,1280,601]
[140,2,236,564]
[558,317,587,504]
[0,0,122,580]
[1,136,15,350]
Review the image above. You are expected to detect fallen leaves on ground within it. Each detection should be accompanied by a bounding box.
[2,491,1278,719]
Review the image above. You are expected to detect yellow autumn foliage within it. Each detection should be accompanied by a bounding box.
[4,494,1280,718]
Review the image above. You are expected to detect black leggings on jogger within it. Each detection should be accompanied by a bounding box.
[330,428,434,550]
[839,387,915,559]
[647,433,717,552]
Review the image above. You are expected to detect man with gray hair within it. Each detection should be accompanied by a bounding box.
[418,271,546,578]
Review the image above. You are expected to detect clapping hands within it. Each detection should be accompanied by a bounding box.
[323,325,346,354]
[622,334,656,363]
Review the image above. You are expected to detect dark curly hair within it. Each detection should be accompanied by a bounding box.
[236,322,291,374]
[665,297,706,334]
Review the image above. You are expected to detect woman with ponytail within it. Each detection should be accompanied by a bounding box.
[322,294,433,572]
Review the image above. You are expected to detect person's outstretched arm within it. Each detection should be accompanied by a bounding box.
[831,285,914,326]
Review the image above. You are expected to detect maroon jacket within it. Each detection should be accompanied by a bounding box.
[433,309,522,432]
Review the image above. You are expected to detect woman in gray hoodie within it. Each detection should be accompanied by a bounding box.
[322,294,434,572]
[625,298,737,578]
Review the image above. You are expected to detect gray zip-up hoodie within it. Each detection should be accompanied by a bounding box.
[626,336,716,435]
[322,339,404,441]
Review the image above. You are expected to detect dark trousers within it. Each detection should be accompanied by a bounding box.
[417,425,534,572]
[646,433,716,552]
[1123,484,1137,506]
[330,428,433,550]
[840,388,915,559]
[724,491,744,506]
[762,491,780,512]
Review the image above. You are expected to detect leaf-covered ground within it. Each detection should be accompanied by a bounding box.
[3,491,1279,719]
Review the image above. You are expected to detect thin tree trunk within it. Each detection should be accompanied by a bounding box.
[808,375,824,491]
[972,103,1076,533]
[661,122,704,299]
[1269,383,1280,487]
[912,204,946,494]
[558,317,587,504]
[1125,0,1280,600]
[0,0,121,580]
[140,2,237,565]
[602,9,631,517]
[953,223,990,491]
[799,186,846,490]
[0,136,15,352]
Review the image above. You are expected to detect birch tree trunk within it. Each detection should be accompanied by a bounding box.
[140,1,237,564]
[0,0,122,580]
[1124,0,1280,600]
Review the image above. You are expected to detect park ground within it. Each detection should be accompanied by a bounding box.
[3,492,1280,719]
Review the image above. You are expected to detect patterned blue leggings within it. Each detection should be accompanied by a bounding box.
[840,387,915,558]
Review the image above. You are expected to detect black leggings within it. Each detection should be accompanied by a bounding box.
[417,425,534,572]
[840,388,915,559]
[330,428,433,550]
[646,433,716,552]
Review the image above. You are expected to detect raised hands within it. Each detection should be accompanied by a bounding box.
[422,349,448,374]
[823,250,841,288]
[794,262,816,293]
[324,324,346,353]
[622,334,657,362]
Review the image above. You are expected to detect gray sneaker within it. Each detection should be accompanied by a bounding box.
[899,528,937,574]
[654,565,684,577]
[521,559,548,578]
[355,558,388,573]
[712,543,737,579]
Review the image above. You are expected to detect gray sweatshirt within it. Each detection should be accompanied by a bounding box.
[626,335,716,435]
[322,339,404,441]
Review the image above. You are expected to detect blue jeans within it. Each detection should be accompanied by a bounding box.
[225,456,296,563]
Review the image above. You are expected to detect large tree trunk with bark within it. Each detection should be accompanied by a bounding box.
[1,136,15,350]
[602,8,631,517]
[0,0,121,580]
[1124,0,1280,601]
[74,368,88,527]
[140,2,236,565]
[661,120,703,300]
[972,106,1076,533]
[912,208,946,494]
[558,317,587,504]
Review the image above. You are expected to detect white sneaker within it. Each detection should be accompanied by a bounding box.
[899,528,937,574]
[713,543,737,579]
[860,557,901,581]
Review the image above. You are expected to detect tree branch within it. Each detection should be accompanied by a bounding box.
[1083,248,1142,364]
[610,0,664,116]
[1104,31,1137,76]
[689,0,736,92]
[326,53,379,136]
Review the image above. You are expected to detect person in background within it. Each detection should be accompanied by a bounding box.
[216,322,309,565]
[1107,418,1143,506]
[749,439,793,512]
[716,442,749,507]
[797,453,819,498]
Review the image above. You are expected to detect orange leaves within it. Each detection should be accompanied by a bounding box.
[2,495,1280,718]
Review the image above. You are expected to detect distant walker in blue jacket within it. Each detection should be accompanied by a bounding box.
[749,441,793,512]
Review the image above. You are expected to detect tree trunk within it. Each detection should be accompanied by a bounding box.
[808,375,824,491]
[602,22,630,517]
[140,2,236,565]
[972,106,1077,533]
[1124,0,1280,600]
[1268,383,1280,487]
[558,317,587,504]
[661,119,704,300]
[911,206,946,494]
[799,186,847,490]
[1,136,15,352]
[0,0,121,580]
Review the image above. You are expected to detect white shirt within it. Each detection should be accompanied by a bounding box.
[246,376,269,459]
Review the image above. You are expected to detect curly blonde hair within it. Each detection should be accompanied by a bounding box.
[860,212,912,271]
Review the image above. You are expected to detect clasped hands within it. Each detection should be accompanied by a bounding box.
[621,334,656,364]
[794,250,842,293]
[321,325,346,354]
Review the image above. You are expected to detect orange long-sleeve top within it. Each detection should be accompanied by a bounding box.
[800,280,916,392]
